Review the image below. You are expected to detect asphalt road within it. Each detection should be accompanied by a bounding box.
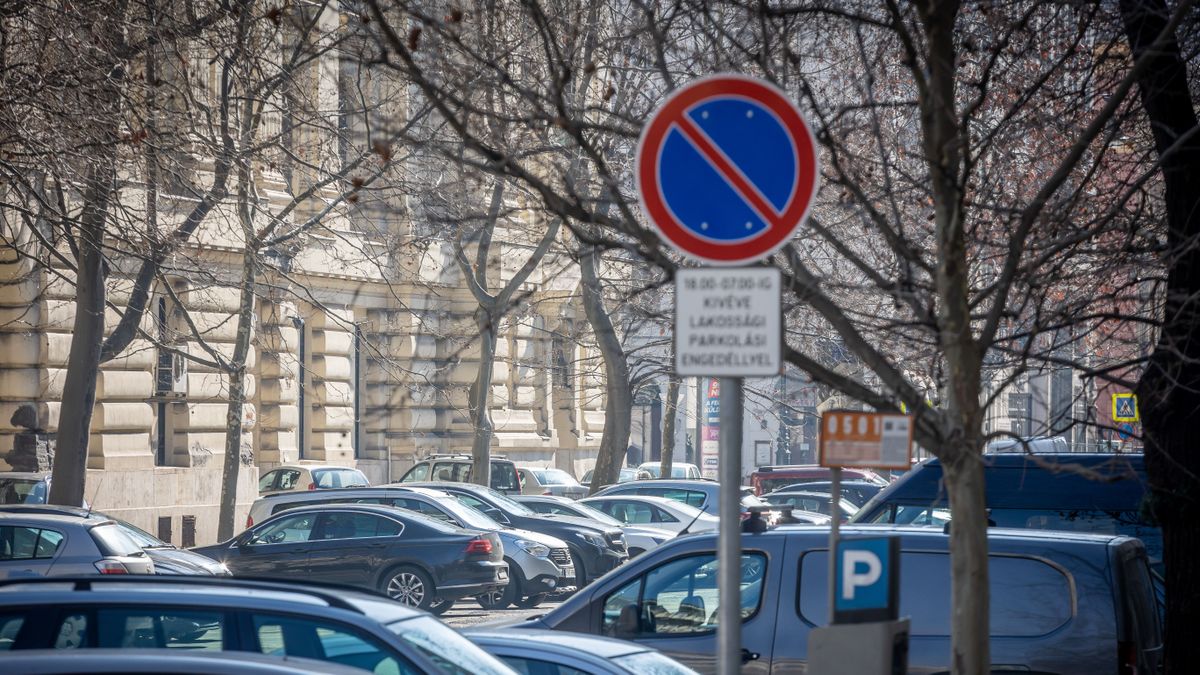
[441,597,565,629]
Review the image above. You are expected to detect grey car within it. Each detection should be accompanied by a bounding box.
[0,505,228,575]
[512,525,1162,675]
[245,486,575,609]
[0,513,154,577]
[592,479,774,520]
[467,628,699,674]
[0,650,367,675]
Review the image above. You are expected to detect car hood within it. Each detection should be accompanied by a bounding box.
[528,513,616,535]
[501,528,569,549]
[147,548,229,576]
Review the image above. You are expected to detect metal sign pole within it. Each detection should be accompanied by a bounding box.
[718,377,743,674]
[828,465,841,624]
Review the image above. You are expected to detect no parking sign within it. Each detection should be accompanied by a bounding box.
[636,74,820,265]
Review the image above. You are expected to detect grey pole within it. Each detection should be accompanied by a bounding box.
[718,377,743,674]
[828,465,842,624]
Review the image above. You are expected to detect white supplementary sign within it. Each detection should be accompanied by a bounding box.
[819,410,913,470]
[675,267,782,377]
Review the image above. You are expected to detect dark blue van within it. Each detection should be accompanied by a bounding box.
[851,453,1161,565]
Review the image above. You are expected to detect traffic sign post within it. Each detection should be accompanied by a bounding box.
[639,74,819,675]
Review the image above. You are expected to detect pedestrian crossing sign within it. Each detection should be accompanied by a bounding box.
[1112,393,1139,423]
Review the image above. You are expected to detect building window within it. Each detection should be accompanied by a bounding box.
[1008,392,1032,437]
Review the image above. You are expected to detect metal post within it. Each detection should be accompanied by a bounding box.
[828,466,842,624]
[718,377,743,674]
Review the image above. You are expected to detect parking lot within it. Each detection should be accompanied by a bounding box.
[440,598,565,629]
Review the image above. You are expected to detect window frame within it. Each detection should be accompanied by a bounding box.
[597,550,769,640]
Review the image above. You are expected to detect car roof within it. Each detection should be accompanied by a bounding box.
[465,628,646,658]
[0,649,366,674]
[0,512,111,527]
[602,479,717,489]
[0,472,50,480]
[0,504,96,518]
[0,576,421,619]
[583,494,690,507]
[514,494,573,502]
[400,481,488,492]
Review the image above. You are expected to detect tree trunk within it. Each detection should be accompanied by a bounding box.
[216,245,256,541]
[941,448,990,675]
[1120,2,1200,671]
[579,247,631,492]
[468,307,498,488]
[48,163,113,506]
[660,374,679,479]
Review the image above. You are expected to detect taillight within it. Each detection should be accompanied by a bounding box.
[307,483,316,490]
[465,537,493,555]
[246,515,254,528]
[1118,641,1139,675]
[94,560,129,575]
[543,490,553,496]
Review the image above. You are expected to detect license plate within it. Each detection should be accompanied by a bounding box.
[560,566,575,579]
[497,569,509,582]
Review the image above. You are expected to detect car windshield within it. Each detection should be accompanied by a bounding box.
[612,650,697,675]
[387,617,512,675]
[114,518,168,548]
[88,522,144,556]
[532,469,575,485]
[481,487,536,516]
[565,502,624,527]
[312,468,369,488]
[435,496,504,531]
[0,478,45,504]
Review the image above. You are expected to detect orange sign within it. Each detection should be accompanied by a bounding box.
[819,410,913,470]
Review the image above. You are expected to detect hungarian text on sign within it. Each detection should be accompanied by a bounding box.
[675,267,782,377]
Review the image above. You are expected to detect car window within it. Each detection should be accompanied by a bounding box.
[0,478,45,504]
[652,506,679,524]
[277,470,302,491]
[316,513,402,540]
[613,650,697,675]
[797,551,1072,637]
[581,470,594,484]
[432,463,471,483]
[498,656,589,675]
[387,616,513,675]
[88,522,143,556]
[313,468,369,489]
[254,614,417,675]
[402,464,430,482]
[0,527,63,560]
[491,462,520,492]
[565,503,624,528]
[603,553,767,638]
[390,498,455,524]
[252,513,317,544]
[51,609,224,650]
[258,471,279,492]
[532,469,574,485]
[0,614,24,650]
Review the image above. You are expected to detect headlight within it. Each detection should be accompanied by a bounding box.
[578,532,606,547]
[515,539,550,558]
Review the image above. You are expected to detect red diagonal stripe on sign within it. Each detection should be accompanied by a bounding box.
[673,114,786,232]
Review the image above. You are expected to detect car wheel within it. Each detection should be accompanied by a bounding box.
[383,566,435,610]
[514,593,547,609]
[428,599,454,616]
[476,570,519,610]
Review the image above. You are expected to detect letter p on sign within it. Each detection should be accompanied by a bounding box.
[833,536,899,623]
[841,550,882,600]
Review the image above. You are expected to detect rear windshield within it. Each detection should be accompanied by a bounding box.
[532,469,574,485]
[0,479,46,505]
[311,468,369,488]
[640,465,694,478]
[490,463,520,492]
[89,522,144,556]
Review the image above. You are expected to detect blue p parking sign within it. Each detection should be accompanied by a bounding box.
[833,536,900,624]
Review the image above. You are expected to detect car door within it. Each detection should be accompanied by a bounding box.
[306,512,401,587]
[592,543,782,674]
[227,512,317,578]
[258,470,280,493]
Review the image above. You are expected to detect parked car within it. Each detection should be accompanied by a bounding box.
[749,465,887,495]
[192,503,507,612]
[580,495,719,535]
[398,454,523,494]
[766,479,884,507]
[518,468,588,499]
[0,513,154,578]
[635,462,702,480]
[986,435,1071,453]
[760,490,859,521]
[0,472,53,504]
[0,650,368,675]
[516,495,675,556]
[591,479,774,522]
[580,468,645,489]
[401,482,628,588]
[0,576,516,674]
[851,453,1162,566]
[466,628,699,675]
[257,465,369,494]
[511,525,1162,675]
[247,486,574,610]
[0,505,228,576]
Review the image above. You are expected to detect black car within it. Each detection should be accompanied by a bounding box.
[399,482,628,587]
[0,504,228,576]
[192,504,507,612]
